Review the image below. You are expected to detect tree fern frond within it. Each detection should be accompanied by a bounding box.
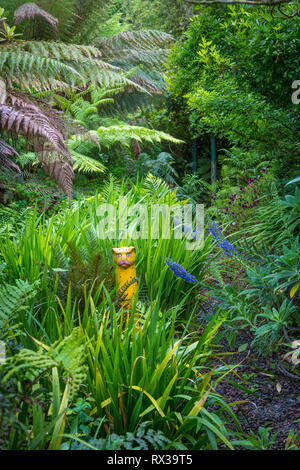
[110,48,171,69]
[13,76,73,93]
[14,2,58,30]
[6,89,68,135]
[0,104,74,198]
[0,49,82,86]
[0,105,64,152]
[96,30,174,58]
[40,149,74,200]
[96,121,184,149]
[124,67,165,92]
[63,0,108,44]
[0,139,18,158]
[100,89,164,116]
[9,40,103,60]
[2,41,152,91]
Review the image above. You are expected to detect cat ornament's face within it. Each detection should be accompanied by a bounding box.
[112,246,136,268]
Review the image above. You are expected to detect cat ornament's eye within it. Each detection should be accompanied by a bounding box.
[117,254,121,258]
[127,253,131,257]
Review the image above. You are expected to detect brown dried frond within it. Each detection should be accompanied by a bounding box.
[0,139,22,175]
[0,103,73,199]
[14,3,58,30]
[6,89,68,139]
[130,139,141,158]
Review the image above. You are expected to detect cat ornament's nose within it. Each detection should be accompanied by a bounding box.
[118,256,130,266]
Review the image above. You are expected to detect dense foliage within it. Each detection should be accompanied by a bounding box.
[0,0,299,452]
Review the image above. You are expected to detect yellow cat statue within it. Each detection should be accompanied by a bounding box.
[112,246,139,327]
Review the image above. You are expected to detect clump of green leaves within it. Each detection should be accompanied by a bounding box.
[68,422,170,450]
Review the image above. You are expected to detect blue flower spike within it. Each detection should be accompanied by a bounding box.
[208,221,238,258]
[165,258,198,285]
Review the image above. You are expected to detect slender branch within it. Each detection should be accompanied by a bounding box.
[184,0,293,5]
[277,2,298,15]
[184,0,300,15]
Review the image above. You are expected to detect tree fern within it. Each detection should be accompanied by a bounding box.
[0,2,176,197]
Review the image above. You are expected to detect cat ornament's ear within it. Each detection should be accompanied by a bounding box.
[112,247,136,254]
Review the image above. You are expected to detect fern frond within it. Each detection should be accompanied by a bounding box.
[41,150,74,200]
[1,41,149,92]
[70,148,106,174]
[11,40,103,60]
[0,279,37,328]
[99,174,121,201]
[84,225,101,255]
[143,173,171,199]
[96,30,174,60]
[63,0,108,43]
[4,328,87,398]
[15,151,38,168]
[0,49,82,86]
[96,30,174,86]
[112,49,171,70]
[0,92,74,198]
[96,121,184,149]
[0,104,66,156]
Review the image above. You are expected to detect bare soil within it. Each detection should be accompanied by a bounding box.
[197,299,300,449]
